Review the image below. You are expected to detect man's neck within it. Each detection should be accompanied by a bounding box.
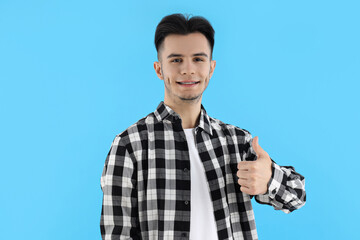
[164,98,202,129]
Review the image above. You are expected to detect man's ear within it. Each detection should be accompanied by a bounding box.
[154,61,164,80]
[209,60,216,79]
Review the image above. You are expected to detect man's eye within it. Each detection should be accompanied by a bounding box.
[171,59,181,63]
[194,58,204,62]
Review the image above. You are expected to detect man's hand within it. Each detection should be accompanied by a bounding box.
[237,136,272,195]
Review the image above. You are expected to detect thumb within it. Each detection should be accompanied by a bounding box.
[252,136,264,157]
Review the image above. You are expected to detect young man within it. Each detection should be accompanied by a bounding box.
[100,14,306,240]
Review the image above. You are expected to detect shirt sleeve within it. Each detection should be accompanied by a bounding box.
[100,135,140,239]
[244,132,306,214]
[254,160,306,213]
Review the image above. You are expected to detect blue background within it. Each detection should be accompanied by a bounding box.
[1,0,359,239]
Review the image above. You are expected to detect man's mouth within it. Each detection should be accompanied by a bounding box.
[177,81,200,85]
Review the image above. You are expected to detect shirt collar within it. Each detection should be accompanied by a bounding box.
[154,101,213,136]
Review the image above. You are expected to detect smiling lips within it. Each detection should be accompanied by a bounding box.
[177,80,200,87]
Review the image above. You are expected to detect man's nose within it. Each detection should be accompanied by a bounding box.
[180,60,195,75]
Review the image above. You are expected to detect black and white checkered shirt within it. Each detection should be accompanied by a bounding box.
[100,101,306,240]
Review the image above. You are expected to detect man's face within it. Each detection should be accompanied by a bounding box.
[154,32,216,105]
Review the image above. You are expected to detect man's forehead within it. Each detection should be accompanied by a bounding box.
[161,32,211,55]
[166,52,209,59]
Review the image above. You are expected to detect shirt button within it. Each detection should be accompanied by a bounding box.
[183,168,189,172]
[184,200,189,205]
[272,189,277,194]
[181,232,187,237]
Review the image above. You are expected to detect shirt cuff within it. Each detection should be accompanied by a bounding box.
[267,160,284,199]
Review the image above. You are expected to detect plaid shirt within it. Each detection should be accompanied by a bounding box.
[100,101,306,240]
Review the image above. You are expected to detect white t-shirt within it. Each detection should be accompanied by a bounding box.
[184,128,218,240]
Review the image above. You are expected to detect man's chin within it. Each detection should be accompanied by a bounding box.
[179,95,202,102]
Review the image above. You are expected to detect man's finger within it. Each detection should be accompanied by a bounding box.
[237,161,254,170]
[237,178,249,188]
[240,186,251,194]
[252,136,265,158]
[236,170,251,179]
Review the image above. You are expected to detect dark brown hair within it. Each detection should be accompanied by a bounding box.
[154,13,215,59]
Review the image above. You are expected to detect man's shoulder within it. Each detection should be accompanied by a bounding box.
[208,115,252,138]
[114,111,156,140]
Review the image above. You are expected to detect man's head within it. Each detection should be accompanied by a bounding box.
[153,14,216,106]
[155,13,215,61]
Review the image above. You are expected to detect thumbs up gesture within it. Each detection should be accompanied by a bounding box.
[237,136,272,195]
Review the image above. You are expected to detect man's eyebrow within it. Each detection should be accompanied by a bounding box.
[167,52,209,59]
[193,52,208,58]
